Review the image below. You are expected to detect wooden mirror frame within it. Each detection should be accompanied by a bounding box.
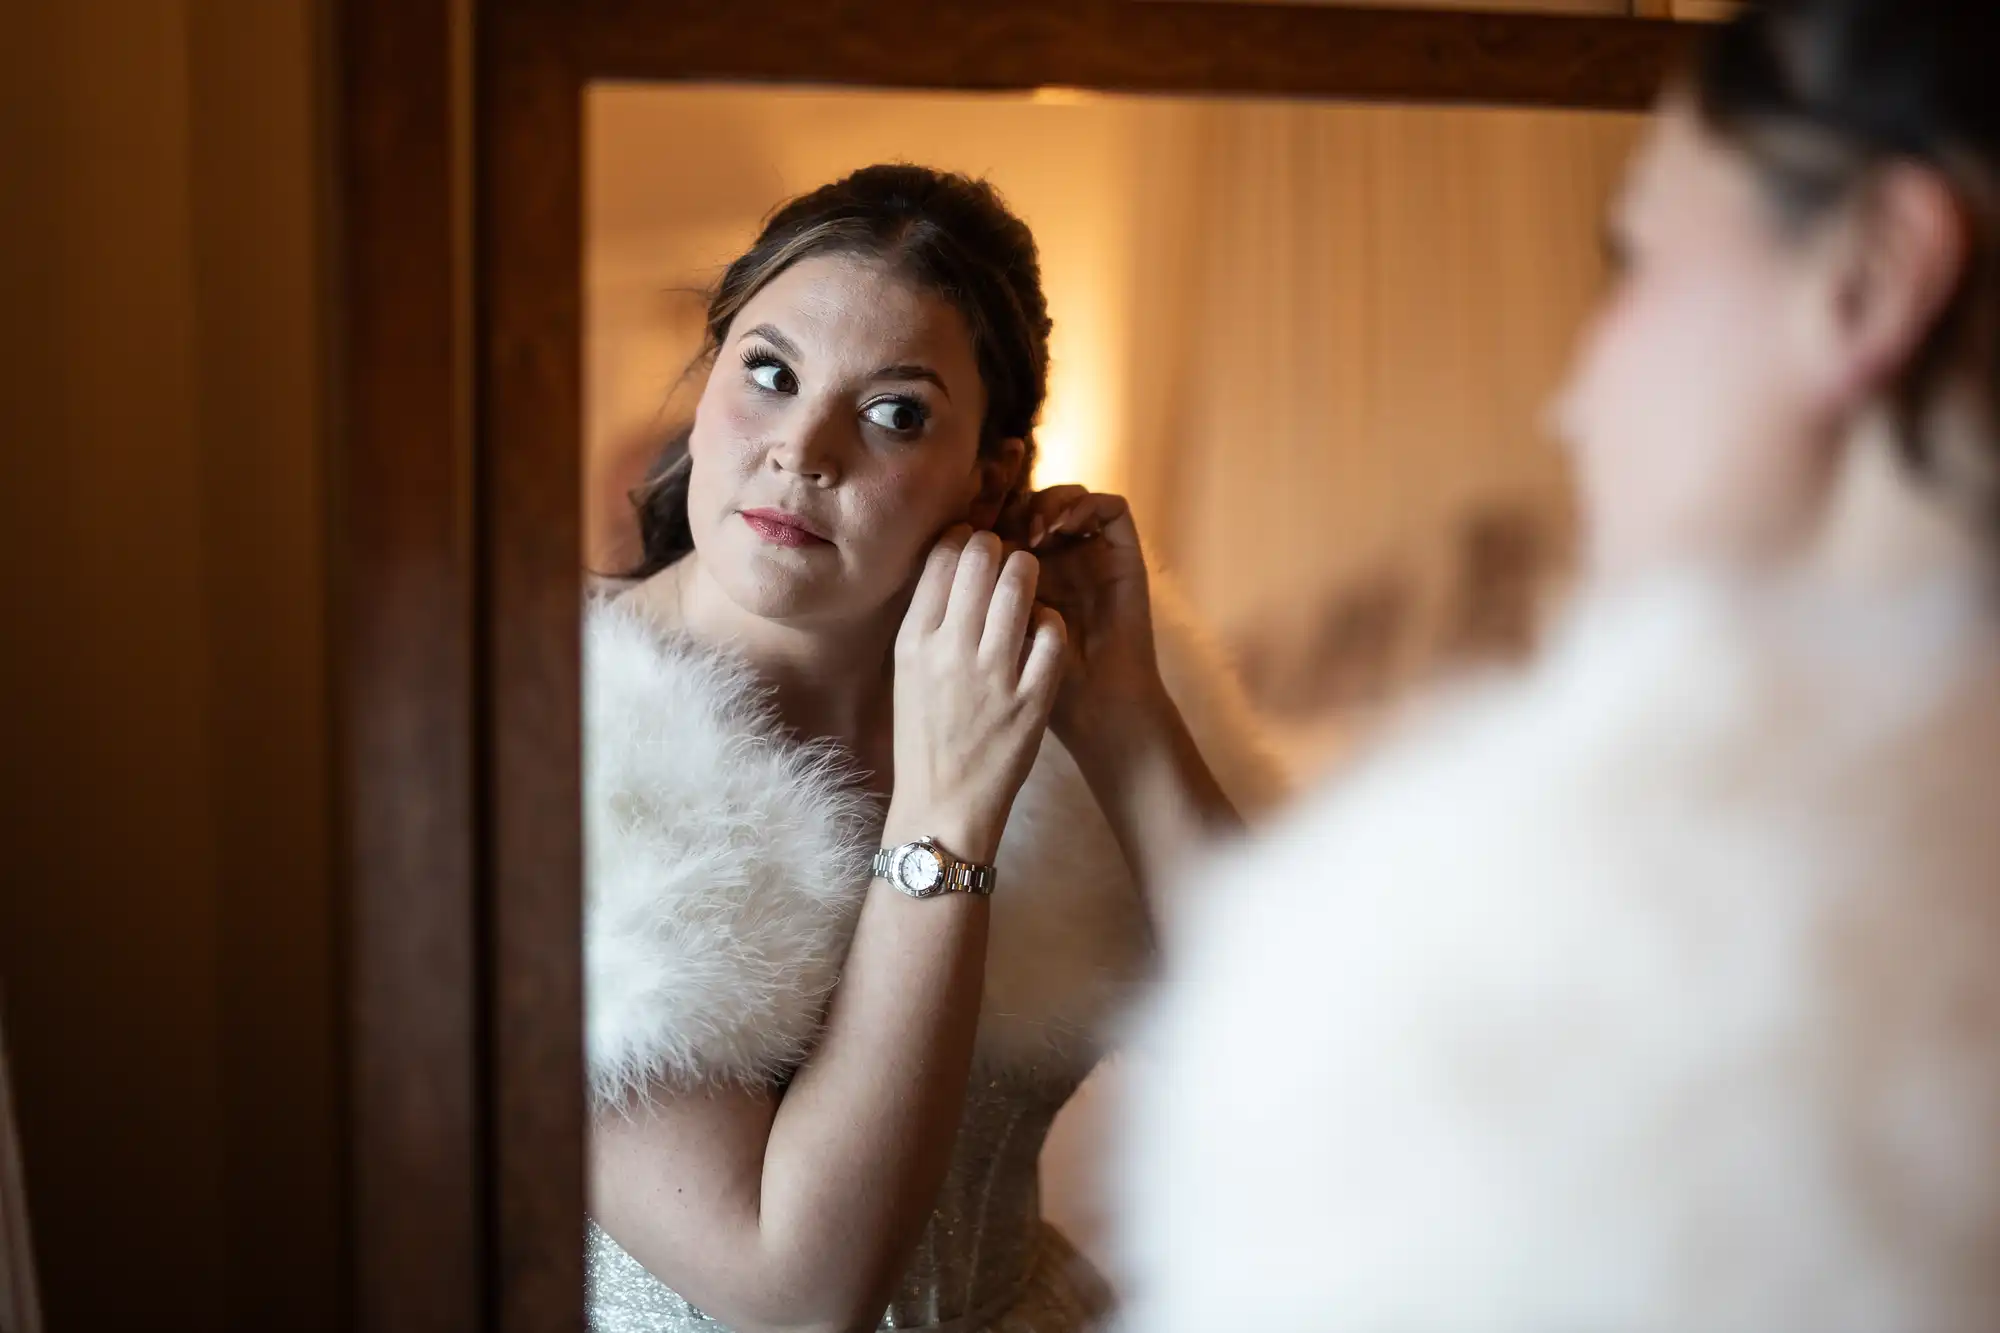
[341,3,1689,1329]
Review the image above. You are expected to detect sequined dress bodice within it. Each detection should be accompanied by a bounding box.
[586,1061,1111,1332]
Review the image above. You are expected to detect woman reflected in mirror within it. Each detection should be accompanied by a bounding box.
[585,164,1281,1333]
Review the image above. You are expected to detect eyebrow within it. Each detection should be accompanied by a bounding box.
[739,323,803,361]
[739,322,952,399]
[871,363,951,400]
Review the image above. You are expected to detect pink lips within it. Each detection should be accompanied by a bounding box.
[740,508,830,548]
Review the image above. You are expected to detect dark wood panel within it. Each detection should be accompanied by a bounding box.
[337,0,485,1328]
[184,0,346,1325]
[479,4,589,1332]
[568,0,1692,111]
[4,2,348,1328]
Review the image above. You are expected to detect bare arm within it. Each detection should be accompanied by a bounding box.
[592,532,1066,1333]
[1059,686,1243,904]
[593,811,990,1332]
[1022,490,1244,909]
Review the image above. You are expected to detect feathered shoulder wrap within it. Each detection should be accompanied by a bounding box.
[584,583,1285,1110]
[1119,571,2000,1331]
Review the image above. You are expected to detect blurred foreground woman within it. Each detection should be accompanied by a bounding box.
[1122,2,2000,1329]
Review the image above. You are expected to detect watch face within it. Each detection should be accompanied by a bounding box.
[894,843,946,896]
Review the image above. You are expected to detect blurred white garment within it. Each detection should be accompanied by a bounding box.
[1118,552,2000,1332]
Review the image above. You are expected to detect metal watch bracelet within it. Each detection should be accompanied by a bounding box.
[872,835,996,898]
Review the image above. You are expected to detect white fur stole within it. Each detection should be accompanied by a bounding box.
[1119,571,2000,1333]
[584,587,1283,1110]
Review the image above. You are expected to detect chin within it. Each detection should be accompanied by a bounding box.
[710,549,872,629]
[702,514,912,626]
[711,559,824,619]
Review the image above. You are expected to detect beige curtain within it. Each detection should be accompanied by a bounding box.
[1117,100,1639,749]
[1126,99,1640,614]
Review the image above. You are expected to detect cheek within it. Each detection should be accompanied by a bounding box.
[1563,289,1649,445]
[1560,282,1681,537]
[842,451,975,545]
[686,392,764,506]
[827,451,979,598]
[1579,273,1778,432]
[711,382,772,439]
[1581,262,1799,471]
[699,387,770,465]
[1560,266,1827,575]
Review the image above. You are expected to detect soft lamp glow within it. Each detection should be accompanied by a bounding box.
[1032,262,1123,492]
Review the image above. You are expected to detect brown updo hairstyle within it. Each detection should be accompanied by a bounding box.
[1693,0,1999,532]
[626,164,1054,579]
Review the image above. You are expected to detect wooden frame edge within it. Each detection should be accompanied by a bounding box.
[337,0,485,1327]
[566,0,1693,111]
[479,4,588,1331]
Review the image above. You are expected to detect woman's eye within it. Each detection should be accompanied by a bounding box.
[861,399,925,434]
[747,359,796,394]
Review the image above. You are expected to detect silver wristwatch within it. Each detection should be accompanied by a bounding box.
[873,835,996,898]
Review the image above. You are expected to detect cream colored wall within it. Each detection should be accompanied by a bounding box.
[0,1,337,1326]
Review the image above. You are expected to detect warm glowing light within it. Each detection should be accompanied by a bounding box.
[1034,362,1117,492]
[1030,234,1124,493]
[1029,86,1093,107]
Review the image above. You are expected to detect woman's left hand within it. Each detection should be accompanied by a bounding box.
[999,486,1166,745]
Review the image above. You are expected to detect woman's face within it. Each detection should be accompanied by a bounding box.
[1555,102,1853,582]
[685,252,1015,624]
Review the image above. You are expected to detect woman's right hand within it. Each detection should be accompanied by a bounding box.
[891,526,1067,861]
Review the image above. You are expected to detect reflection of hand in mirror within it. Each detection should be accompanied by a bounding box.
[998,484,1245,906]
[999,486,1163,748]
[890,525,1067,861]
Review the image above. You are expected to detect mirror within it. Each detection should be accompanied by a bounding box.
[580,79,1639,1321]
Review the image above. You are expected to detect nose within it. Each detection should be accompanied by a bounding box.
[767,404,847,488]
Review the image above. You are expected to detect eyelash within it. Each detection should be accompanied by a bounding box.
[862,395,929,437]
[740,347,930,437]
[742,348,795,391]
